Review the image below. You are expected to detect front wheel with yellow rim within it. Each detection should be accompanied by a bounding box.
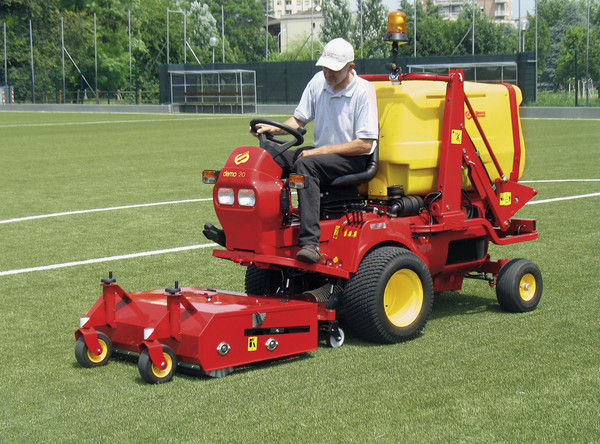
[137,345,177,384]
[75,331,112,368]
[496,258,543,312]
[343,247,434,344]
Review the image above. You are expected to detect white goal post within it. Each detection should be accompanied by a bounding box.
[168,69,257,113]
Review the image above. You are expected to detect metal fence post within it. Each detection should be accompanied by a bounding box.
[61,17,66,103]
[3,22,7,86]
[29,19,35,103]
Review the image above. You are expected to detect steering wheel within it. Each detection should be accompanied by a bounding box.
[250,118,306,157]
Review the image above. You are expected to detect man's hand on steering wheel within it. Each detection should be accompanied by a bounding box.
[249,118,306,157]
[250,123,283,137]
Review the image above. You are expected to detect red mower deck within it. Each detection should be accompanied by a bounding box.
[75,278,339,380]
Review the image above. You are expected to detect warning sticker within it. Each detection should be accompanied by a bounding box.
[248,336,257,351]
[499,192,512,206]
[451,129,462,145]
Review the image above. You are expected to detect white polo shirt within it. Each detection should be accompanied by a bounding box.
[294,70,379,154]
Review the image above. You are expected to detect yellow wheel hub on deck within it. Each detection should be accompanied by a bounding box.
[151,352,173,378]
[519,273,536,301]
[86,339,108,364]
[384,269,423,327]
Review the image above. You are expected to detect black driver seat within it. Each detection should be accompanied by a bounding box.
[329,142,379,187]
[320,143,379,220]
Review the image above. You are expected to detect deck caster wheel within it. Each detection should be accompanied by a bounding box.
[343,247,434,343]
[75,331,112,367]
[328,326,345,348]
[138,345,177,384]
[204,367,234,378]
[496,258,542,312]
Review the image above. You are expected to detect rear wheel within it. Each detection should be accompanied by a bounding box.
[343,247,434,343]
[245,265,282,295]
[496,259,542,312]
[138,345,177,384]
[75,331,112,367]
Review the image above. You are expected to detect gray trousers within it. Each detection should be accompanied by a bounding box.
[273,147,367,246]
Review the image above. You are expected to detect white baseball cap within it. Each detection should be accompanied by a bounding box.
[316,38,355,71]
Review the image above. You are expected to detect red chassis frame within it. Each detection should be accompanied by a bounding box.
[76,70,538,377]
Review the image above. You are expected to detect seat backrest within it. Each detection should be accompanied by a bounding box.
[329,142,379,186]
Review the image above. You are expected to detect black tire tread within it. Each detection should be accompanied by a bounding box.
[137,345,176,384]
[75,331,112,368]
[244,265,282,295]
[496,258,543,313]
[343,246,434,344]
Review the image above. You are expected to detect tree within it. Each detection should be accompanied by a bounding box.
[180,1,218,63]
[536,0,586,86]
[354,0,388,58]
[524,13,551,72]
[204,0,269,62]
[555,25,600,87]
[320,0,353,43]
[272,36,324,61]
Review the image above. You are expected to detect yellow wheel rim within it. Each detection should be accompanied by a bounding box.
[519,273,537,302]
[151,352,173,379]
[87,339,108,364]
[384,269,424,327]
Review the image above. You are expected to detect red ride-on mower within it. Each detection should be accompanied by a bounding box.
[75,68,542,383]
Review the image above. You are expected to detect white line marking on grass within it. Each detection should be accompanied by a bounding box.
[521,179,600,183]
[0,198,212,224]
[0,116,250,128]
[0,243,218,276]
[521,117,600,121]
[526,192,600,205]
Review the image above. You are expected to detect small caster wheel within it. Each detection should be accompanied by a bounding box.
[328,326,345,348]
[75,331,112,367]
[496,258,543,312]
[138,345,177,384]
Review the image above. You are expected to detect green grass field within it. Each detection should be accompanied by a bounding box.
[1,112,599,441]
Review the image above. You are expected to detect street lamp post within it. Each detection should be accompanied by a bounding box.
[472,0,475,55]
[414,0,417,58]
[265,0,269,61]
[209,36,219,65]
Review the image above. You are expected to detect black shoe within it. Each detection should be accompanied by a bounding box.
[296,245,322,264]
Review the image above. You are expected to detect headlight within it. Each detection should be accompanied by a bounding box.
[238,189,256,207]
[217,188,234,205]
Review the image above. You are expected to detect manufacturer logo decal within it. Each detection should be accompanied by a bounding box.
[234,151,250,165]
[465,110,485,119]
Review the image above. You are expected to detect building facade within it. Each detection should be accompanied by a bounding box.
[278,12,324,53]
[270,0,322,18]
[432,0,512,23]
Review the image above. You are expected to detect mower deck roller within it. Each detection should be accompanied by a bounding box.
[76,69,542,383]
